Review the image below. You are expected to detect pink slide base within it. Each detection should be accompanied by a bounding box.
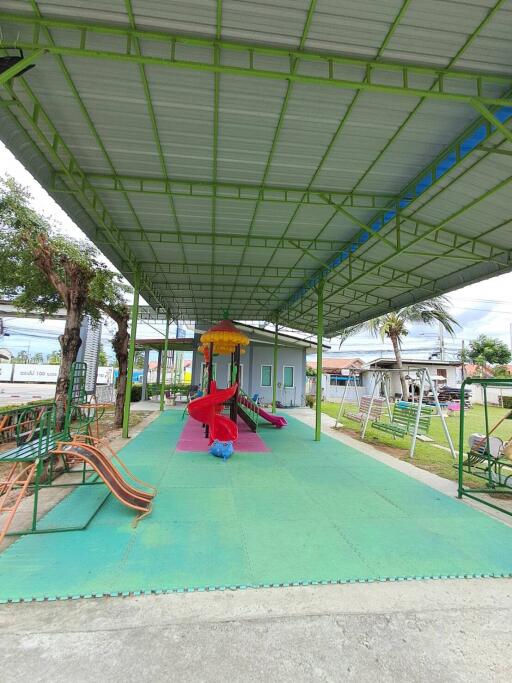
[177,416,271,453]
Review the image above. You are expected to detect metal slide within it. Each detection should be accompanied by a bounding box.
[51,441,156,517]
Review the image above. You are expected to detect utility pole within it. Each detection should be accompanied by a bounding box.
[439,321,445,361]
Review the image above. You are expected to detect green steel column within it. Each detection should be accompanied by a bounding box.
[122,282,139,438]
[315,279,324,441]
[272,319,278,414]
[159,316,170,412]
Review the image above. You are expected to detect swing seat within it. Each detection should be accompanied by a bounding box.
[346,396,384,423]
[373,402,433,438]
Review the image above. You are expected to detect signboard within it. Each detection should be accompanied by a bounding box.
[0,364,13,381]
[97,367,114,385]
[13,364,60,383]
[8,365,114,384]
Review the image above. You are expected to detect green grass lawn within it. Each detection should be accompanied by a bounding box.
[321,401,512,485]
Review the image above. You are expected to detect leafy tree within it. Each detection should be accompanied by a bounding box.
[98,343,109,367]
[493,364,511,378]
[356,297,458,399]
[465,334,511,366]
[47,349,62,365]
[0,176,98,427]
[31,352,44,364]
[13,350,29,364]
[306,366,317,377]
[134,350,145,369]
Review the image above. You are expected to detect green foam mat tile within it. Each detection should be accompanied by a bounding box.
[1,410,512,603]
[36,484,111,531]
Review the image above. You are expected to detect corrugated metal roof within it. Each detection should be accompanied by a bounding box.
[1,1,511,334]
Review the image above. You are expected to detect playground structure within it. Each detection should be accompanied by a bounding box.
[335,367,455,459]
[458,377,512,517]
[188,319,287,455]
[0,362,156,544]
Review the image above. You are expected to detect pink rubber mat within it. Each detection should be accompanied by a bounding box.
[177,416,271,452]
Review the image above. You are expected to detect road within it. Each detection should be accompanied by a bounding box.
[0,382,55,407]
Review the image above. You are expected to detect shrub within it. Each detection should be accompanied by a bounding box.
[130,384,142,402]
[305,394,315,408]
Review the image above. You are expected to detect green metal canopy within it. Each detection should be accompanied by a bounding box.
[1,1,511,336]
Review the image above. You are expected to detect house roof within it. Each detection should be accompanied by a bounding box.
[464,363,494,377]
[308,358,364,373]
[366,357,461,368]
[1,5,511,335]
[195,321,330,353]
[136,338,196,352]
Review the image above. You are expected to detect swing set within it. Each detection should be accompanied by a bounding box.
[334,367,456,459]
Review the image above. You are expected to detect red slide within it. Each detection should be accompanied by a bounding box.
[238,395,287,428]
[188,382,239,443]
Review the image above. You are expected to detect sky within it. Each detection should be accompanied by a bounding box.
[1,141,512,364]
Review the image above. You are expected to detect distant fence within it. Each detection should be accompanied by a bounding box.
[469,384,512,406]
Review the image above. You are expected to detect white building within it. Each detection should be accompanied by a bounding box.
[191,322,327,407]
[318,357,461,403]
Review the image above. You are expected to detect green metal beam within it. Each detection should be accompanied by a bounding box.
[1,75,169,315]
[275,0,510,317]
[226,0,318,313]
[137,262,316,278]
[300,174,512,319]
[0,48,44,85]
[118,229,369,252]
[478,145,512,157]
[238,0,438,316]
[159,316,170,412]
[2,14,511,106]
[123,282,139,438]
[472,100,512,144]
[123,0,197,319]
[315,279,324,441]
[52,171,396,209]
[25,0,174,321]
[272,319,278,414]
[320,195,397,251]
[279,106,512,317]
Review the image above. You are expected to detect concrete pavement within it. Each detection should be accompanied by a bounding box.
[1,578,511,681]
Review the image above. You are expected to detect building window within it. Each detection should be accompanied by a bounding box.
[283,366,294,388]
[328,374,362,386]
[261,365,272,387]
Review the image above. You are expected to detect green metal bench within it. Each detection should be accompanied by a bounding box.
[372,402,433,438]
[0,362,109,541]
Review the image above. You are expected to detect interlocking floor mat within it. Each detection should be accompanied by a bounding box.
[1,411,512,602]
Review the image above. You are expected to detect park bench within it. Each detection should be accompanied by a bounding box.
[346,396,385,423]
[372,402,433,439]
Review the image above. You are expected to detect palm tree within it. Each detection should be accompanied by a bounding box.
[350,297,458,399]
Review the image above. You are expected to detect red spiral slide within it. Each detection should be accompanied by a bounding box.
[187,381,238,443]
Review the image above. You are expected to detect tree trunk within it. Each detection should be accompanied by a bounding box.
[54,292,85,430]
[111,314,129,429]
[391,334,409,400]
[30,233,94,431]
